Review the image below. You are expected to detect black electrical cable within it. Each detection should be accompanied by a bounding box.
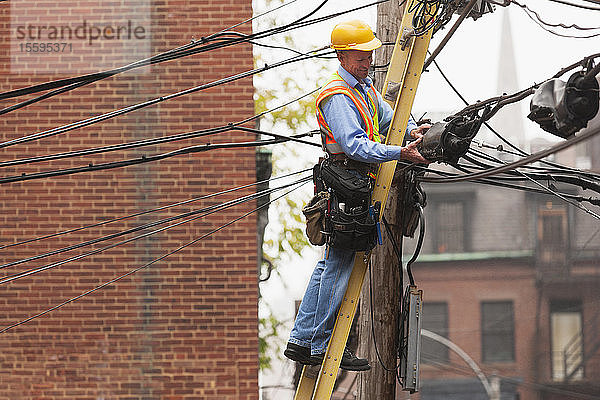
[431,55,600,176]
[0,126,319,169]
[442,156,600,207]
[467,149,600,191]
[546,0,600,11]
[422,0,478,71]
[462,149,600,218]
[513,0,600,31]
[0,84,321,171]
[0,0,385,114]
[250,39,335,58]
[510,0,600,38]
[453,85,537,119]
[0,182,308,334]
[367,260,402,373]
[404,205,424,284]
[216,0,300,38]
[0,176,311,285]
[464,150,600,198]
[0,87,321,181]
[0,0,320,103]
[0,132,318,185]
[0,47,332,150]
[423,163,600,206]
[0,168,311,251]
[470,139,600,180]
[0,179,300,273]
[553,53,600,79]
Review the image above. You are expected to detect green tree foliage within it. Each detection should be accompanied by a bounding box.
[252,0,337,372]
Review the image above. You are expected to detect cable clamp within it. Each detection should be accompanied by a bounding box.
[399,28,415,51]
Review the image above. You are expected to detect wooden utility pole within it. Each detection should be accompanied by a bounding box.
[358,2,407,399]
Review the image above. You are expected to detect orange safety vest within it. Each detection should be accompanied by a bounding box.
[315,72,381,155]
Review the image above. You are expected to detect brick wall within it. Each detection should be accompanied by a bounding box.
[0,1,258,399]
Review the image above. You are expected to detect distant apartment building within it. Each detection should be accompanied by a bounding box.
[413,132,600,400]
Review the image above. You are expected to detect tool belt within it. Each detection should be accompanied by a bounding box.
[303,157,378,252]
[328,153,377,178]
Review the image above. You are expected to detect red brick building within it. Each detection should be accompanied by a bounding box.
[0,1,258,399]
[412,167,600,400]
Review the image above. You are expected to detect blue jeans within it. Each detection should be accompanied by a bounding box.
[289,245,356,355]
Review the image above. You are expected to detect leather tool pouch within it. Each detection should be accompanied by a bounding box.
[302,191,329,246]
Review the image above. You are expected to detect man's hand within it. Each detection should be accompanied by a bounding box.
[409,123,431,139]
[400,137,429,164]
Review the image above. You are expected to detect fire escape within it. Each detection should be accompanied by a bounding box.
[535,199,600,395]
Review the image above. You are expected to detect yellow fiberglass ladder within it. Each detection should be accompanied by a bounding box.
[293,2,441,399]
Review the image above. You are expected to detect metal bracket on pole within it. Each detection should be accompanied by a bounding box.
[399,285,423,393]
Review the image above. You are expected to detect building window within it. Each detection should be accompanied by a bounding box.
[434,200,466,253]
[537,201,568,264]
[481,301,515,363]
[421,302,449,364]
[551,300,583,381]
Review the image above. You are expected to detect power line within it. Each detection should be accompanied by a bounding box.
[510,0,600,38]
[0,176,310,286]
[430,54,600,176]
[466,148,600,191]
[512,0,600,31]
[0,83,320,171]
[0,125,319,169]
[0,168,311,251]
[0,86,321,183]
[422,0,479,71]
[0,181,309,334]
[0,0,385,115]
[0,47,332,150]
[460,150,600,215]
[0,131,317,184]
[470,138,600,180]
[420,125,600,187]
[0,0,315,105]
[394,158,599,205]
[546,0,600,10]
[426,164,600,205]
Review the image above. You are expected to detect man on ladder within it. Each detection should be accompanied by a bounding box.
[284,19,429,372]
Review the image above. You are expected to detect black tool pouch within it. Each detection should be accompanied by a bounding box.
[324,193,377,252]
[319,160,370,208]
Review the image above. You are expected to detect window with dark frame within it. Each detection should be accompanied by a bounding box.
[421,302,449,364]
[537,201,568,264]
[481,301,515,363]
[435,200,465,253]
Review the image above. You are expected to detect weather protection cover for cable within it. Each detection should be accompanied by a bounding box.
[417,119,477,164]
[528,71,599,139]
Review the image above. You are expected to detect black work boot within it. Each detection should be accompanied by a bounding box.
[310,347,371,371]
[284,342,319,365]
[341,347,371,371]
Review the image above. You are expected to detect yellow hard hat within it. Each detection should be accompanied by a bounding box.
[330,20,382,51]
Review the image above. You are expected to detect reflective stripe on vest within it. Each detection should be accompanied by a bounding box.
[315,72,381,154]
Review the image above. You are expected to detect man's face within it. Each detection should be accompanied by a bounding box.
[338,50,373,81]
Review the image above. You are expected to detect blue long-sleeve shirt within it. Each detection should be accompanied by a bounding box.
[319,66,417,163]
